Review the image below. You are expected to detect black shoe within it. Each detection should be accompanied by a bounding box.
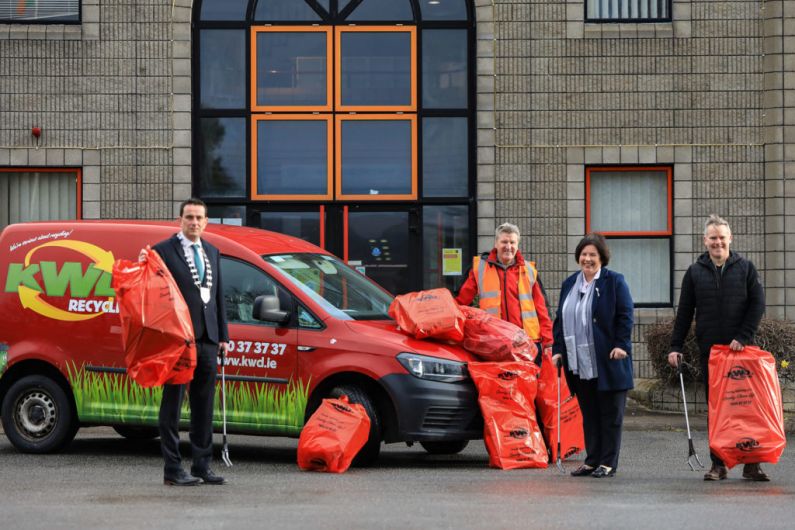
[591,465,616,478]
[191,468,227,485]
[704,463,728,481]
[164,469,201,486]
[742,463,770,482]
[570,464,595,477]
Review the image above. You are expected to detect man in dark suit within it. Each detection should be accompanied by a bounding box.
[144,198,230,486]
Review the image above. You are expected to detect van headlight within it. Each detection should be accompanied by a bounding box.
[397,353,468,383]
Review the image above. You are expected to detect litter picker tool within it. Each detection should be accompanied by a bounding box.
[220,344,233,468]
[555,360,566,474]
[676,355,703,471]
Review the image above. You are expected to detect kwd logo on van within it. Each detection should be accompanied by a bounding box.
[4,240,117,321]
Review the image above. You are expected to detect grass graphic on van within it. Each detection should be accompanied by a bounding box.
[67,363,309,434]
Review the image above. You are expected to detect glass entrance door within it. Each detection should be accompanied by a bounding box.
[345,207,415,295]
[251,204,417,295]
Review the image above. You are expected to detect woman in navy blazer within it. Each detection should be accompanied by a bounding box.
[552,234,634,478]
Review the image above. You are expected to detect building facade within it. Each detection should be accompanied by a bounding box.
[1,0,793,380]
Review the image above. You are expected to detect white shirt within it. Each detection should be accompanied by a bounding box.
[578,268,602,295]
[177,231,204,270]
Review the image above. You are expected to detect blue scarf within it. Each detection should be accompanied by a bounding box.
[561,270,598,380]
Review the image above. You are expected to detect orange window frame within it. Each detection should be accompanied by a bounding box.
[585,166,673,236]
[251,114,334,201]
[335,114,418,201]
[250,26,333,113]
[0,167,82,219]
[335,26,417,112]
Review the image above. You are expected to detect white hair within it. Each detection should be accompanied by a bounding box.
[704,214,731,236]
[495,222,520,240]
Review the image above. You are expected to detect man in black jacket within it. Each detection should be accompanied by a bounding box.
[143,198,231,486]
[668,214,766,481]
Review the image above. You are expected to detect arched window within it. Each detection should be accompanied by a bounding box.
[194,0,473,294]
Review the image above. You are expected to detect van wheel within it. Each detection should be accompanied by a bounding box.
[329,385,381,466]
[420,440,469,455]
[1,375,77,453]
[113,425,159,440]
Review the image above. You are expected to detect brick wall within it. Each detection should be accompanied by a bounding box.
[475,1,791,380]
[0,0,192,219]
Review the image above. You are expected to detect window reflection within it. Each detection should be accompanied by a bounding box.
[259,211,322,247]
[348,211,410,295]
[339,119,414,197]
[422,30,467,109]
[256,119,330,197]
[339,31,413,108]
[254,0,321,21]
[255,31,329,108]
[346,0,414,21]
[423,205,469,291]
[200,0,248,20]
[419,0,468,20]
[200,30,245,109]
[208,206,245,226]
[198,118,246,198]
[423,117,468,197]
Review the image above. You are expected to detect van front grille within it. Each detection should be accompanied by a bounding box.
[421,406,468,430]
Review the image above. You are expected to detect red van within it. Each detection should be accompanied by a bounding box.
[0,221,481,464]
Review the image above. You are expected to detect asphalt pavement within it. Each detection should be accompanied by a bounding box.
[0,406,792,530]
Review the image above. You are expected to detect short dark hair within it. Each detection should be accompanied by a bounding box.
[575,233,610,266]
[179,198,207,217]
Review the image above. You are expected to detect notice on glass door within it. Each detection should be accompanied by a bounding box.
[442,248,462,276]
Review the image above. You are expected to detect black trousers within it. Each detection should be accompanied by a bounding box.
[568,376,627,470]
[159,340,217,474]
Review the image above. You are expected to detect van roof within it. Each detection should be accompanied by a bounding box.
[2,220,328,257]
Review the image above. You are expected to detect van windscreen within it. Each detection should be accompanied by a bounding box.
[263,254,393,321]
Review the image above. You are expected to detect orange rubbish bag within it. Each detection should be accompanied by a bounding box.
[535,350,585,462]
[297,395,372,473]
[388,288,465,342]
[460,305,536,362]
[468,361,548,469]
[708,345,786,469]
[111,250,196,387]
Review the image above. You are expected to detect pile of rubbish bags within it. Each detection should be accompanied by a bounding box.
[389,288,584,469]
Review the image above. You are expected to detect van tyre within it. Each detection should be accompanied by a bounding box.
[329,385,381,466]
[420,440,469,455]
[1,375,77,453]
[113,425,159,440]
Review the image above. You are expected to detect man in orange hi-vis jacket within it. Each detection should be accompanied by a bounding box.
[455,222,553,364]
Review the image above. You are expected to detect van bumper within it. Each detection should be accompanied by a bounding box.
[379,374,483,442]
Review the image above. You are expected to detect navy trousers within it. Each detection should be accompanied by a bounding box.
[568,376,627,470]
[159,340,217,474]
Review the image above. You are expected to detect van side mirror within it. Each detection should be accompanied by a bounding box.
[253,294,290,324]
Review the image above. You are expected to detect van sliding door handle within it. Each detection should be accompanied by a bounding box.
[297,346,315,352]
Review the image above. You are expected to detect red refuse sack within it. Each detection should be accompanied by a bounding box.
[460,305,536,362]
[388,288,465,342]
[468,361,548,469]
[708,344,786,469]
[111,250,196,387]
[297,395,372,473]
[535,350,585,462]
